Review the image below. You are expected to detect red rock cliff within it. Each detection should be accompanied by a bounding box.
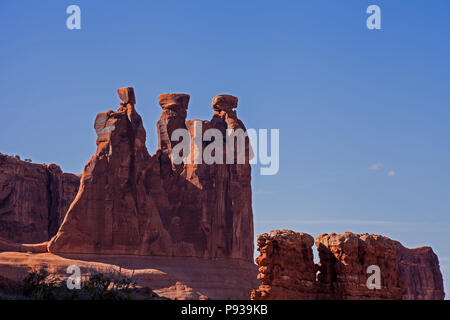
[315,232,404,299]
[395,242,445,300]
[250,230,317,300]
[0,155,79,243]
[48,87,254,261]
[252,230,445,300]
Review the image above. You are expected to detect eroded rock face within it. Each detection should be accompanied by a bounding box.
[395,243,445,300]
[0,155,79,243]
[252,230,445,300]
[0,237,48,253]
[250,230,317,300]
[315,232,404,300]
[48,88,254,261]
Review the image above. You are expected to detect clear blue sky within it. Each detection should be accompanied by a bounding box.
[1,1,449,295]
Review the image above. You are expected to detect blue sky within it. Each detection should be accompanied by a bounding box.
[1,1,449,296]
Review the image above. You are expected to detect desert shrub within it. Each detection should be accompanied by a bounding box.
[20,267,137,300]
[81,272,137,300]
[22,267,65,300]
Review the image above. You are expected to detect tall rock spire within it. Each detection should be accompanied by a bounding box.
[48,88,254,262]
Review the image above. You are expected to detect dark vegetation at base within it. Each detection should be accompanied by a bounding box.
[0,152,32,162]
[0,267,160,300]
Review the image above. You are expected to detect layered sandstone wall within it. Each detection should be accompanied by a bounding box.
[315,232,404,299]
[252,230,445,300]
[395,243,445,300]
[48,87,254,261]
[250,230,317,300]
[0,155,79,243]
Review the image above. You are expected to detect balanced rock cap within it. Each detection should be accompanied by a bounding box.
[159,93,190,110]
[117,87,136,104]
[212,94,238,112]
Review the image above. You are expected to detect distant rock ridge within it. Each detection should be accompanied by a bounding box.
[251,230,445,300]
[0,155,79,243]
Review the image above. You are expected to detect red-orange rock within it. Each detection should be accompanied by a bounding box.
[157,93,189,157]
[48,88,254,262]
[251,230,317,300]
[117,86,136,105]
[316,232,445,300]
[395,243,445,300]
[252,230,445,300]
[0,237,48,253]
[0,155,79,243]
[315,232,404,299]
[0,251,258,300]
[211,94,238,112]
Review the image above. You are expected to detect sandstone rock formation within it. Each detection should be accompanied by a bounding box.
[48,87,254,261]
[1,86,444,301]
[395,242,445,300]
[252,230,445,300]
[0,155,79,243]
[315,232,404,299]
[250,230,317,300]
